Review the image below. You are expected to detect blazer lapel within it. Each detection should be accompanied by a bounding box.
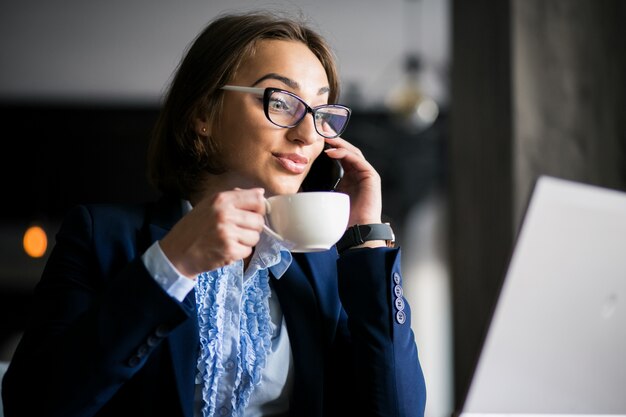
[272,250,340,417]
[295,251,342,346]
[146,196,199,417]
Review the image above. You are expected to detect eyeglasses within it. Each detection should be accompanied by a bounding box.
[221,85,351,138]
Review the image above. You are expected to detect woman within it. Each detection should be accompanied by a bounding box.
[2,11,426,417]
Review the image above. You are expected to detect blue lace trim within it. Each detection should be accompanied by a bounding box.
[195,266,273,417]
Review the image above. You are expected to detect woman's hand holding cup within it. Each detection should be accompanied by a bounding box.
[159,188,266,278]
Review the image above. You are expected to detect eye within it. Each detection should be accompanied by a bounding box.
[268,97,291,113]
[314,112,328,123]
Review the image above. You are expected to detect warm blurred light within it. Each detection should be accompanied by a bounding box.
[385,55,439,133]
[416,97,439,124]
[23,225,48,258]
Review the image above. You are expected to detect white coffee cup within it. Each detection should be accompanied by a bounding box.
[263,192,350,252]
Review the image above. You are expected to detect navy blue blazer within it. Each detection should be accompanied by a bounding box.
[3,196,426,417]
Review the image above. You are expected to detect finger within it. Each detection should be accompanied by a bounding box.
[235,188,266,213]
[210,241,253,268]
[324,146,373,172]
[325,137,364,157]
[213,188,265,213]
[235,227,263,247]
[212,223,257,256]
[214,223,261,251]
[231,210,266,232]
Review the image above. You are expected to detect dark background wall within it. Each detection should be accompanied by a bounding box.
[449,0,513,407]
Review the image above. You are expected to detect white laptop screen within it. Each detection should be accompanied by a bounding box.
[460,176,626,416]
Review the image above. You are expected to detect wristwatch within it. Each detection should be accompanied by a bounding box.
[336,223,395,254]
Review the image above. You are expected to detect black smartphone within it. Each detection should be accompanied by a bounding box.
[300,144,343,192]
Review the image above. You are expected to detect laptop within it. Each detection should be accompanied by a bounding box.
[457,175,626,417]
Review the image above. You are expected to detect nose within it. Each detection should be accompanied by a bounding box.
[286,111,320,145]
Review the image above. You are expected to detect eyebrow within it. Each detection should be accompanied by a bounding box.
[252,73,330,95]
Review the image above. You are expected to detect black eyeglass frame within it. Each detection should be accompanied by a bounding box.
[221,85,352,138]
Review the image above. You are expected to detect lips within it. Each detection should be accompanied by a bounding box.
[273,152,309,174]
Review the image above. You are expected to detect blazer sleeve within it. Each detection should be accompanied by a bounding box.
[336,247,426,417]
[2,205,194,417]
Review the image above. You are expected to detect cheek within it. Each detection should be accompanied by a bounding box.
[222,100,272,138]
[217,124,277,172]
[215,110,259,151]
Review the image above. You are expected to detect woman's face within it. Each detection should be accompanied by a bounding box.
[209,39,330,196]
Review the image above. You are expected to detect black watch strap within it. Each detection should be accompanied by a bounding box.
[336,223,395,254]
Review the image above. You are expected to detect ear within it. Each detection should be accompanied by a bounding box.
[193,117,210,137]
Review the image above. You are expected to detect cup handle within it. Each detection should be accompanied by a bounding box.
[263,199,284,241]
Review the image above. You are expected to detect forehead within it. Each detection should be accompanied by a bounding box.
[233,39,329,91]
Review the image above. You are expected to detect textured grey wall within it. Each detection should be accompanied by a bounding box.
[513,0,626,226]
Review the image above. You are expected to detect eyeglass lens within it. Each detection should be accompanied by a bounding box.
[267,90,349,138]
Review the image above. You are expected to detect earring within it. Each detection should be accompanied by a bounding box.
[201,127,207,133]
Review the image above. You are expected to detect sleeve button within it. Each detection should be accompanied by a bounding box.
[127,356,141,367]
[147,335,161,347]
[155,324,172,337]
[136,344,149,357]
[396,310,406,325]
[394,284,403,298]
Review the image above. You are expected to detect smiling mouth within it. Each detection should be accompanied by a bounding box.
[273,153,309,174]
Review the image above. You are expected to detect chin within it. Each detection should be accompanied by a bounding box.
[266,178,303,196]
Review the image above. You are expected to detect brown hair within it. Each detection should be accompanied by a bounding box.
[147,11,340,198]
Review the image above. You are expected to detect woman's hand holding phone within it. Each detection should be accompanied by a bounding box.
[322,137,383,228]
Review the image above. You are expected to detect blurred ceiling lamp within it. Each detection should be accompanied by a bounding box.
[385,0,439,132]
[23,224,48,258]
[386,54,439,132]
